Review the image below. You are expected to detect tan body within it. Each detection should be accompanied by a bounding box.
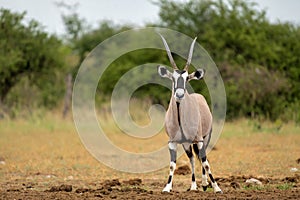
[165,92,212,143]
[157,33,222,193]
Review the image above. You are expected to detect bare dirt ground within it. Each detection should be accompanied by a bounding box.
[0,174,299,199]
[0,119,300,199]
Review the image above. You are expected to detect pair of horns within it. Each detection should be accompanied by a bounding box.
[159,33,197,71]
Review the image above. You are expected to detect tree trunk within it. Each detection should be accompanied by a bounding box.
[63,73,73,118]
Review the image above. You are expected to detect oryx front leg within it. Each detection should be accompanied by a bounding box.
[197,142,222,194]
[163,142,177,192]
[183,143,197,191]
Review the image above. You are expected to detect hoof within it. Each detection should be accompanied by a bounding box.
[190,182,197,191]
[212,183,222,194]
[162,186,172,193]
[215,190,223,194]
[202,185,208,191]
[186,188,197,191]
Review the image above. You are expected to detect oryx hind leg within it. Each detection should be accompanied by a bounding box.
[182,143,197,191]
[194,142,222,193]
[192,143,208,191]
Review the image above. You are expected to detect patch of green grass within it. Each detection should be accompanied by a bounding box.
[243,185,265,191]
[276,183,294,190]
[244,183,295,191]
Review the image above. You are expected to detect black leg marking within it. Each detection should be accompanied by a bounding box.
[183,144,197,191]
[192,143,199,157]
[201,156,207,163]
[167,175,172,184]
[163,142,178,192]
[202,167,208,191]
[184,145,193,158]
[209,173,215,183]
[202,167,205,175]
[194,140,221,193]
[192,174,195,182]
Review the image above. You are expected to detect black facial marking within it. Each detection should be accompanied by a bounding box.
[195,70,202,79]
[160,67,167,75]
[177,76,184,89]
[175,70,186,74]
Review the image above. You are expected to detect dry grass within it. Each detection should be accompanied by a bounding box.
[0,110,299,185]
[211,119,300,178]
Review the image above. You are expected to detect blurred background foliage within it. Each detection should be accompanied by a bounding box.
[0,0,299,122]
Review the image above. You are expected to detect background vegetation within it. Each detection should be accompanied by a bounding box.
[0,0,299,122]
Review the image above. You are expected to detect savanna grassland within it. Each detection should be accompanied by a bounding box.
[1,0,300,199]
[0,111,299,199]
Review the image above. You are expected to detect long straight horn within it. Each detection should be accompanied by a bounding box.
[158,33,178,69]
[184,37,197,71]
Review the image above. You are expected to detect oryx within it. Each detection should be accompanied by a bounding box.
[157,34,222,193]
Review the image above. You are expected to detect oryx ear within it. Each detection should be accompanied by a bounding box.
[188,68,205,81]
[157,65,172,79]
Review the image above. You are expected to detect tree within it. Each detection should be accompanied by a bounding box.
[0,9,66,106]
[156,0,300,120]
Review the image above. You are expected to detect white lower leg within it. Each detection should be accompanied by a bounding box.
[212,182,222,193]
[190,157,197,190]
[190,181,197,191]
[163,142,177,192]
[202,160,222,193]
[202,174,209,187]
[163,161,176,192]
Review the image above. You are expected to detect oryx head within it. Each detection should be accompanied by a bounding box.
[157,34,205,102]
